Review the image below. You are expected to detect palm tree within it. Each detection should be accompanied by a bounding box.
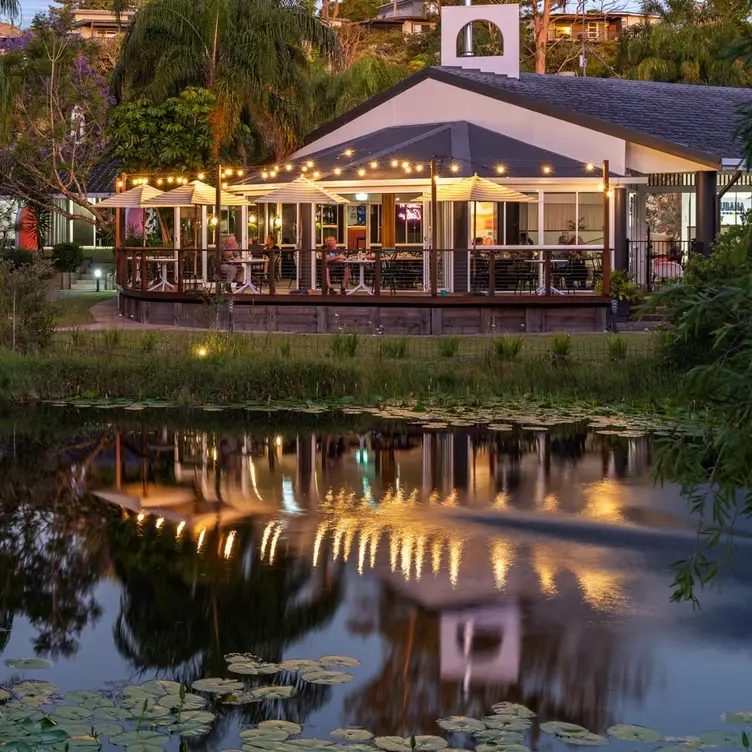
[113,0,340,160]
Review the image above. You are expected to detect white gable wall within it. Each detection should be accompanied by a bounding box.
[296,78,712,174]
[296,78,627,172]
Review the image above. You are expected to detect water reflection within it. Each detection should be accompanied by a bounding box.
[1,412,750,744]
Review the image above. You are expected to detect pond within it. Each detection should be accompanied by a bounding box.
[0,408,751,751]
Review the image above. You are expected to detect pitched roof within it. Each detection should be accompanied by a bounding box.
[303,66,752,166]
[248,121,601,182]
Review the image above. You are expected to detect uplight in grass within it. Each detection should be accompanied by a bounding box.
[196,346,208,358]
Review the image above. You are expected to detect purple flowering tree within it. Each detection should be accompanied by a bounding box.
[0,12,113,230]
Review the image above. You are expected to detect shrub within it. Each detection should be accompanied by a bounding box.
[0,250,36,267]
[330,332,359,358]
[606,333,628,361]
[595,269,642,304]
[438,336,460,358]
[0,256,56,352]
[51,242,84,273]
[551,332,571,364]
[493,335,523,362]
[381,337,407,359]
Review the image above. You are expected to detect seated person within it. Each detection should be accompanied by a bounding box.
[323,236,350,292]
[219,235,240,290]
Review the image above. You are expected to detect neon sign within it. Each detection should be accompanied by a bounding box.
[398,204,422,221]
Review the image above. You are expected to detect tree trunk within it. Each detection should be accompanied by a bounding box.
[533,1,551,74]
[321,0,330,23]
[332,0,340,20]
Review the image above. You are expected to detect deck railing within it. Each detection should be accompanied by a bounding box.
[116,246,609,299]
[628,239,690,291]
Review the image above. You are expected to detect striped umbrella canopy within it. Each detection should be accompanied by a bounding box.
[256,176,349,204]
[415,174,534,203]
[97,184,164,208]
[144,180,248,207]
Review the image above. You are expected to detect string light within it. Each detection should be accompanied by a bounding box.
[391,159,399,167]
[306,160,314,168]
[301,165,308,172]
[415,164,424,172]
[496,165,506,174]
[450,164,459,173]
[262,171,269,179]
[404,166,412,173]
[370,161,378,169]
[334,167,342,176]
[167,176,174,183]
[116,180,123,188]
[285,164,293,171]
[198,172,205,180]
[344,148,353,157]
[237,169,244,177]
[585,163,594,172]
[358,168,366,177]
[156,178,163,185]
[401,161,409,169]
[313,170,320,178]
[222,182,228,189]
[543,165,552,174]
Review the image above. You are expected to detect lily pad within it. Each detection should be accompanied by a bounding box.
[4,658,54,670]
[250,685,298,700]
[241,730,291,742]
[226,653,261,663]
[540,722,589,737]
[169,720,213,737]
[49,705,94,722]
[375,736,448,751]
[319,655,360,667]
[93,706,131,721]
[300,670,353,685]
[13,680,58,698]
[94,723,125,737]
[221,692,262,705]
[483,717,531,732]
[64,690,106,706]
[0,688,10,702]
[490,703,535,719]
[192,678,244,694]
[698,731,742,746]
[286,739,334,748]
[161,692,206,711]
[437,716,485,733]
[56,738,101,752]
[331,729,374,742]
[259,721,303,735]
[608,725,663,743]
[562,734,609,747]
[279,659,322,672]
[474,730,525,744]
[724,713,752,725]
[109,730,170,748]
[228,662,282,676]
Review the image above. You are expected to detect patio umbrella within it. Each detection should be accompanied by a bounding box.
[145,180,249,283]
[255,175,349,205]
[97,184,164,208]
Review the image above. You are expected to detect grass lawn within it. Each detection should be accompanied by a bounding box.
[53,292,115,327]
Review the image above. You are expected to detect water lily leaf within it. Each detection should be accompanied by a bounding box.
[225,653,259,663]
[319,655,360,667]
[4,658,54,670]
[14,680,57,698]
[476,744,522,752]
[490,704,535,719]
[279,659,322,672]
[54,723,94,737]
[375,736,448,751]
[437,716,485,733]
[656,745,706,752]
[562,734,608,747]
[94,722,125,737]
[64,690,105,706]
[0,688,10,701]
[250,686,298,700]
[698,731,742,746]
[724,713,752,725]
[0,742,35,752]
[138,704,172,720]
[109,729,169,748]
[241,730,291,742]
[49,705,94,722]
[150,680,183,694]
[93,706,131,721]
[330,729,373,742]
[221,692,262,705]
[540,722,589,737]
[228,662,282,676]
[259,721,302,735]
[56,738,101,752]
[300,670,353,685]
[483,717,531,732]
[474,730,525,744]
[241,743,298,752]
[286,739,334,748]
[169,721,212,737]
[0,706,45,722]
[161,692,206,711]
[608,725,663,743]
[192,678,244,694]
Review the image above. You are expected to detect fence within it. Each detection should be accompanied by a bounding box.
[116,246,609,299]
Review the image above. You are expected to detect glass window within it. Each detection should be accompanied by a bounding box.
[396,203,423,244]
[719,191,752,226]
[280,203,297,246]
[576,192,604,245]
[316,204,340,246]
[247,203,261,245]
[469,202,497,245]
[544,192,576,245]
[502,196,539,245]
[370,204,381,245]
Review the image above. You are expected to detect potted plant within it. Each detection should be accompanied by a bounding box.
[595,270,642,322]
[51,242,83,290]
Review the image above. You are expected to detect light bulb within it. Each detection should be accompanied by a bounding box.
[262,171,269,179]
[198,172,205,180]
[237,169,244,176]
[156,178,163,185]
[543,165,552,174]
[391,159,399,167]
[301,166,308,172]
[358,168,366,176]
[586,163,594,172]
[285,164,293,171]
[404,166,412,173]
[370,161,378,169]
[334,167,342,176]
[496,165,506,174]
[401,161,409,169]
[450,164,459,173]
[167,176,174,183]
[306,160,314,168]
[415,164,424,172]
[344,148,353,157]
[313,171,320,178]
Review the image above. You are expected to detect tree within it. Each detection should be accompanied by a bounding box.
[114,0,340,161]
[0,12,113,230]
[109,87,253,171]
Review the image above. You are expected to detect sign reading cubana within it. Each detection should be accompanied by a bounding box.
[719,194,752,224]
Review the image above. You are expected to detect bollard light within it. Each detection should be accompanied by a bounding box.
[94,267,102,292]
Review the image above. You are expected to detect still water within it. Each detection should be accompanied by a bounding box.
[1,410,751,750]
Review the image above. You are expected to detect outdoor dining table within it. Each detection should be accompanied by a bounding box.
[523,257,570,295]
[345,256,376,295]
[148,256,180,292]
[229,258,266,294]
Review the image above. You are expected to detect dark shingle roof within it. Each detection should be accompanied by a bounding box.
[246,121,602,181]
[303,66,752,166]
[434,67,751,162]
